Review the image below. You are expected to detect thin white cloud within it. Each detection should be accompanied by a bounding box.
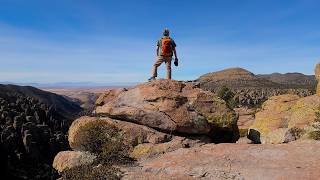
[0,22,319,83]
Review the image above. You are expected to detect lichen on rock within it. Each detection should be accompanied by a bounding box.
[249,94,320,143]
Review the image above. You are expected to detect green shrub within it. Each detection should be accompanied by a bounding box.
[315,107,320,123]
[288,127,305,140]
[308,131,320,140]
[239,129,248,137]
[74,119,132,164]
[61,119,134,179]
[217,86,237,109]
[61,164,120,180]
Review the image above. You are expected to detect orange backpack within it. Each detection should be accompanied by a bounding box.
[161,37,173,56]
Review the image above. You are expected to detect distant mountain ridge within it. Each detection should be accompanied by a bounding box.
[0,84,82,119]
[197,68,315,107]
[198,67,316,90]
[257,72,316,88]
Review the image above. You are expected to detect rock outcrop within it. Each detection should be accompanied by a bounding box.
[95,88,127,106]
[68,116,172,151]
[95,80,238,141]
[66,116,210,160]
[52,71,320,179]
[0,84,82,179]
[249,94,320,143]
[53,151,97,173]
[124,140,320,180]
[53,80,240,178]
[197,67,315,108]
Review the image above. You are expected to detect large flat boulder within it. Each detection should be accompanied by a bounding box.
[249,94,320,143]
[124,140,320,180]
[95,80,238,141]
[68,116,171,151]
[67,116,209,159]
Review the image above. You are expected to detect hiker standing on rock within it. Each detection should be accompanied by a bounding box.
[149,28,179,80]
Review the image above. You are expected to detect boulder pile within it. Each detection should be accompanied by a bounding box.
[248,63,320,144]
[53,80,240,176]
[248,94,320,143]
[95,80,238,138]
[52,65,320,179]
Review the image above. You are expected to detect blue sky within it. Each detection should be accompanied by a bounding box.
[0,0,319,83]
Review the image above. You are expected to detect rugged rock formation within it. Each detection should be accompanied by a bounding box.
[53,80,240,178]
[0,84,82,179]
[248,94,320,143]
[48,65,320,179]
[95,80,239,141]
[0,84,82,119]
[124,140,320,180]
[52,75,320,179]
[197,68,315,108]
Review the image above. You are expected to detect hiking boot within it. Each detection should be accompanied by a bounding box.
[148,77,156,81]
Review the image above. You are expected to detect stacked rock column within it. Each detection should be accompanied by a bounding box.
[315,63,320,96]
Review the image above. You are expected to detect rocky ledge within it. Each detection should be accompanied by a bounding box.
[53,80,240,178]
[124,140,320,180]
[52,75,320,179]
[95,80,239,141]
[248,93,320,144]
